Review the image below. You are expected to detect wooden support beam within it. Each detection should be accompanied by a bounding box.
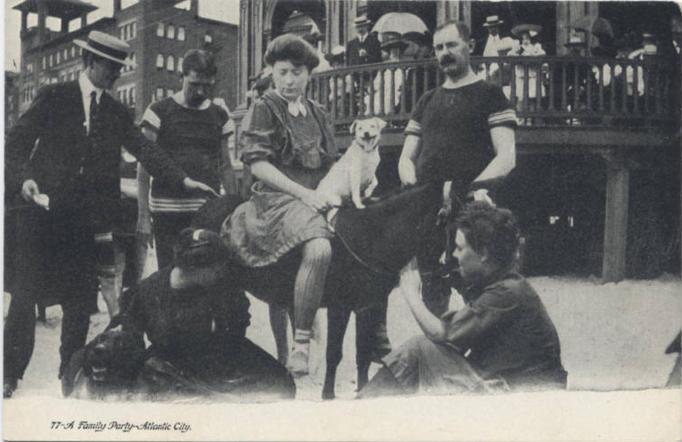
[602,151,630,282]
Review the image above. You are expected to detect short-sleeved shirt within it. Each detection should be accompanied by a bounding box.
[140,95,230,213]
[404,80,517,190]
[440,272,566,388]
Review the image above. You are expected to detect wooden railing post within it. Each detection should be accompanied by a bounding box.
[602,150,630,283]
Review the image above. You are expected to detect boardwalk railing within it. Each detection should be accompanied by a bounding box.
[308,55,679,130]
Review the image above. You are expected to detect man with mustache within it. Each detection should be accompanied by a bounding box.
[398,21,517,316]
[137,49,231,269]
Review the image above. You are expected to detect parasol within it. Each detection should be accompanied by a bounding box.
[575,16,614,39]
[372,12,428,36]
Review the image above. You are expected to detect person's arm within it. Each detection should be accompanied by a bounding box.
[470,126,515,204]
[6,85,53,201]
[135,161,152,247]
[250,161,332,212]
[399,264,449,343]
[125,107,217,197]
[398,135,422,186]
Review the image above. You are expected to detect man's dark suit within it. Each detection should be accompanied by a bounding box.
[4,80,188,383]
[346,32,382,66]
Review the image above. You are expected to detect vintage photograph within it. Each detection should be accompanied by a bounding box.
[2,0,681,440]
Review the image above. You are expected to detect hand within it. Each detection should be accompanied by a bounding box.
[21,179,40,202]
[472,189,494,206]
[436,200,452,226]
[182,178,220,198]
[400,174,417,188]
[302,190,334,213]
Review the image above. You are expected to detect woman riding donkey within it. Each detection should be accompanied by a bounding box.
[221,34,340,376]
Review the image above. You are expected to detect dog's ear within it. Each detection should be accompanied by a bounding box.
[374,117,387,130]
[349,119,358,135]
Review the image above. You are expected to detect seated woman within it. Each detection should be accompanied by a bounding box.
[221,34,339,376]
[359,202,567,398]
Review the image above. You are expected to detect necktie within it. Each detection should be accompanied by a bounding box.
[89,91,104,147]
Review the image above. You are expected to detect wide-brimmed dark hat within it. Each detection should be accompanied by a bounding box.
[381,31,408,51]
[174,228,229,268]
[74,31,134,67]
[354,15,372,27]
[511,24,542,38]
[483,15,504,28]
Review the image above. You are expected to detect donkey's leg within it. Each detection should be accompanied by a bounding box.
[322,305,351,400]
[354,308,375,392]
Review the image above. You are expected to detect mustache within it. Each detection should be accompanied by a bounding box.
[439,55,457,66]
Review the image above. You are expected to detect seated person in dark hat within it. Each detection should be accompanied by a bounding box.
[115,228,296,400]
[359,202,567,398]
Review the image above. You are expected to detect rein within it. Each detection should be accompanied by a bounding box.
[334,228,398,278]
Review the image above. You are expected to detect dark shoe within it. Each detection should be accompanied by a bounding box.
[4,379,17,398]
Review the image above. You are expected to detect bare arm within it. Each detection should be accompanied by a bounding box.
[398,134,422,186]
[400,265,448,343]
[474,126,516,184]
[219,136,236,195]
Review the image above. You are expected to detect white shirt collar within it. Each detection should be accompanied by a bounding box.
[79,71,103,104]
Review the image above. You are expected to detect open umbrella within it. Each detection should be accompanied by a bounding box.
[372,12,428,36]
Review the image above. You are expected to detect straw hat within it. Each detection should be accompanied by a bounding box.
[483,15,504,28]
[74,31,134,67]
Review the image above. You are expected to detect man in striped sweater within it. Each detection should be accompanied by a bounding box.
[138,49,231,269]
[398,21,517,316]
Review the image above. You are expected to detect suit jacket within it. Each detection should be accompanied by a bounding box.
[346,32,382,66]
[5,80,187,231]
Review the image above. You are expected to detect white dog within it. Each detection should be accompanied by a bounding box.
[317,117,386,210]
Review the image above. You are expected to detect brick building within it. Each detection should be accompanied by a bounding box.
[14,0,238,119]
[5,71,21,130]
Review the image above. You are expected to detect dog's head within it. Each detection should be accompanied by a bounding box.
[83,326,146,388]
[350,117,386,152]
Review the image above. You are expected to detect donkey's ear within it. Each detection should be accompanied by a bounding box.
[375,117,387,130]
[350,119,358,134]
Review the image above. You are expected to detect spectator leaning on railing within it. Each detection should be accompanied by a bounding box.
[365,32,407,116]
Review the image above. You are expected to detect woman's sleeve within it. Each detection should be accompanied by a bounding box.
[240,100,282,165]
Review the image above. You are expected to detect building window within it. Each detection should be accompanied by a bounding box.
[177,56,184,73]
[156,54,164,69]
[157,23,165,37]
[27,63,33,73]
[204,33,213,44]
[120,26,126,40]
[71,46,76,58]
[166,55,175,72]
[63,48,68,60]
[156,87,164,100]
[56,51,61,64]
[49,54,53,67]
[178,27,185,41]
[129,87,136,105]
[42,56,46,70]
[167,25,175,39]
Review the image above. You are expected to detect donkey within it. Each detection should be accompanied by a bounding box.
[192,184,443,399]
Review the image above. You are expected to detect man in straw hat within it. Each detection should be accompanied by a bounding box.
[347,14,382,66]
[4,30,215,398]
